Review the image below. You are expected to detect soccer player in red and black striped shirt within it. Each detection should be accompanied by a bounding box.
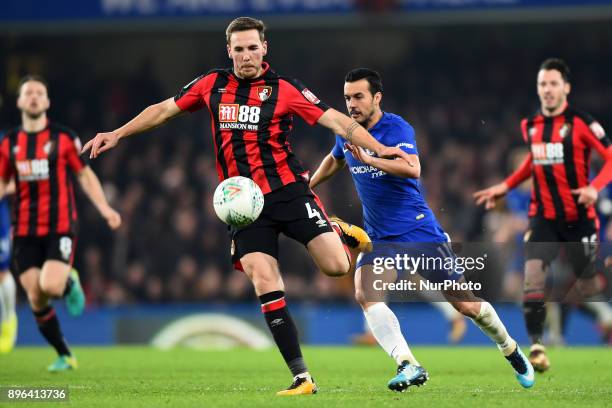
[83,17,413,395]
[0,76,121,371]
[474,58,612,372]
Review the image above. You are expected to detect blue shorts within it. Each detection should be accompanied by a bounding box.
[356,220,463,283]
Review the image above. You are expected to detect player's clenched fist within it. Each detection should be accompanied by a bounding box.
[82,131,120,158]
[101,206,122,230]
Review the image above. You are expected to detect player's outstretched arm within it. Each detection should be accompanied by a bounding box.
[346,144,420,178]
[76,166,122,230]
[473,183,509,210]
[474,153,532,210]
[317,108,415,166]
[82,97,184,158]
[310,154,346,189]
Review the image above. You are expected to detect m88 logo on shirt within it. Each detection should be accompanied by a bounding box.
[219,104,261,131]
[531,142,564,165]
[16,159,49,181]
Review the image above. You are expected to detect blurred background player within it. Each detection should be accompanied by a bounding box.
[474,58,612,372]
[0,75,121,371]
[488,148,612,345]
[0,175,16,353]
[81,17,408,395]
[311,68,534,391]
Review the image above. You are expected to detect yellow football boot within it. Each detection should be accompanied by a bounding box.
[276,375,318,396]
[0,313,17,353]
[330,216,373,253]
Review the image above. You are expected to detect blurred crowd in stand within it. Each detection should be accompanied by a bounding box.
[1,22,611,304]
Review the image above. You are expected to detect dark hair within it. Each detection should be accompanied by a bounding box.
[345,68,383,95]
[17,74,48,96]
[540,58,570,82]
[226,17,266,44]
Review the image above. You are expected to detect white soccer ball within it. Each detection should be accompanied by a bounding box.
[213,176,264,227]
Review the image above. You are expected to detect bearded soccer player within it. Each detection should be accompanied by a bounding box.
[0,76,121,371]
[82,17,411,395]
[474,58,612,372]
[311,68,534,391]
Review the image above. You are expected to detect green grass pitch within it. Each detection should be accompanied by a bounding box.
[1,346,611,407]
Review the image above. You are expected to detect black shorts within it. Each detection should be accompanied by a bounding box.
[11,234,76,275]
[229,181,334,270]
[524,216,598,278]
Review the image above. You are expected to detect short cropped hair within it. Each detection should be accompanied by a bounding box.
[17,74,48,97]
[540,58,570,83]
[226,17,266,44]
[345,68,383,95]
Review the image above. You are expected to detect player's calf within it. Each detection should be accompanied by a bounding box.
[447,299,481,319]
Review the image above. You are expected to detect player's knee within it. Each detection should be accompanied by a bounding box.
[25,289,46,309]
[354,289,367,308]
[38,277,64,298]
[524,259,545,279]
[319,255,350,277]
[241,259,283,292]
[575,276,602,297]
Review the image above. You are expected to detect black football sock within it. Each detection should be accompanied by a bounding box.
[33,306,71,357]
[560,303,572,336]
[62,275,74,298]
[260,291,307,377]
[523,291,546,345]
[505,348,528,375]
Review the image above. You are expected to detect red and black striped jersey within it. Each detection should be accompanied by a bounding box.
[0,121,87,237]
[510,106,610,222]
[174,62,329,195]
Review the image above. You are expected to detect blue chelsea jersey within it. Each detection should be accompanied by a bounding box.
[332,112,441,240]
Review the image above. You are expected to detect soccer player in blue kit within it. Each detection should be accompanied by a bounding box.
[310,68,534,391]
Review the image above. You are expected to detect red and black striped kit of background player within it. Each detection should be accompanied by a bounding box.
[174,62,343,378]
[0,122,87,273]
[505,106,612,277]
[174,62,336,268]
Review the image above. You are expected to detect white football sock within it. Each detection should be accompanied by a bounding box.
[471,301,516,356]
[0,272,16,322]
[583,302,612,326]
[364,302,419,366]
